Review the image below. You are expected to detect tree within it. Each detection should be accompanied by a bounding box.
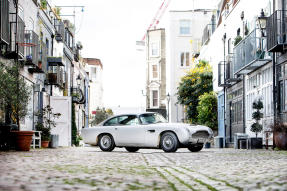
[197,92,218,130]
[251,99,263,138]
[90,108,113,126]
[0,62,31,128]
[177,60,213,123]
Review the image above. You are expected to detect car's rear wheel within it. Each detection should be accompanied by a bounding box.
[98,134,115,152]
[125,147,139,152]
[160,132,178,152]
[188,144,203,152]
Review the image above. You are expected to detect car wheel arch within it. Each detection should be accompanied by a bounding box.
[158,130,179,147]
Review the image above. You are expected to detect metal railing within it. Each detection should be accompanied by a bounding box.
[54,19,65,42]
[9,14,25,58]
[47,65,64,88]
[39,42,47,73]
[267,10,287,52]
[24,30,39,65]
[0,0,9,44]
[233,28,270,75]
[202,23,215,46]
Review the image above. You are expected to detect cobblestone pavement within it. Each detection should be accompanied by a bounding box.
[0,147,287,191]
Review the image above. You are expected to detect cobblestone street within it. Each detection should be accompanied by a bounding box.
[0,147,287,191]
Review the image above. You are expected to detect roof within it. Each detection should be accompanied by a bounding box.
[83,58,103,69]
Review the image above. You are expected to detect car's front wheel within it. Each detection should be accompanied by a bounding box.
[98,134,115,152]
[125,147,139,152]
[160,132,178,152]
[188,144,203,152]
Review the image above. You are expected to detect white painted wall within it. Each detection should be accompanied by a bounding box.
[167,10,213,122]
[87,64,104,115]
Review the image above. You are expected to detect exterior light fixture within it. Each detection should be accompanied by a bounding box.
[166,93,171,122]
[76,74,81,86]
[258,9,267,37]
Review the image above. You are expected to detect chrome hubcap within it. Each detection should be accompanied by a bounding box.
[101,135,111,149]
[163,135,174,149]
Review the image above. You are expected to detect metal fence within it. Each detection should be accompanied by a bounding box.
[0,0,9,44]
[233,29,269,75]
[267,10,287,52]
[24,30,39,65]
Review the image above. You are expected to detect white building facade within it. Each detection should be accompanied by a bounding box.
[167,10,214,122]
[199,0,274,147]
[84,58,104,124]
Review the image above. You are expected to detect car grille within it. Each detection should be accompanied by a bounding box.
[192,131,209,139]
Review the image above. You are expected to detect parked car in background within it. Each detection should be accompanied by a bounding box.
[82,112,213,152]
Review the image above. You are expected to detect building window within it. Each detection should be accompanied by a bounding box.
[152,65,158,78]
[180,52,190,67]
[151,42,159,57]
[152,90,158,107]
[179,20,191,35]
[91,67,97,81]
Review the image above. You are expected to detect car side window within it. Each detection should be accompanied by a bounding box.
[118,115,139,126]
[104,117,118,126]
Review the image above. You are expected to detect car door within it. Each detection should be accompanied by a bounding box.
[114,115,146,146]
[142,123,160,147]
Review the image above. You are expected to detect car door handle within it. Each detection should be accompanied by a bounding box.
[115,128,118,130]
[147,129,155,133]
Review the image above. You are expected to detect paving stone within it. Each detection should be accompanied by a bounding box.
[0,147,287,190]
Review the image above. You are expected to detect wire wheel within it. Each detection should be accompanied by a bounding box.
[160,132,178,152]
[99,134,115,152]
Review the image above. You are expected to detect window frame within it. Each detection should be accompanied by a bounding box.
[179,20,191,35]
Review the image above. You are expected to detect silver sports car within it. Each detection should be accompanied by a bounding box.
[81,112,213,152]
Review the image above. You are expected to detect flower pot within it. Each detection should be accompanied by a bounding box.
[13,131,34,151]
[41,141,50,148]
[249,138,263,149]
[274,131,287,150]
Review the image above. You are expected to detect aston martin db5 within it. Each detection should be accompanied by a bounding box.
[81,112,213,152]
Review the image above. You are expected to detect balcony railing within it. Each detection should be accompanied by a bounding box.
[54,19,65,42]
[24,30,39,65]
[6,14,25,59]
[218,54,241,87]
[233,28,271,75]
[267,10,287,52]
[46,66,64,88]
[202,23,215,46]
[0,0,9,45]
[27,42,47,73]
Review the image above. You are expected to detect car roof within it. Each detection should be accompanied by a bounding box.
[97,112,158,126]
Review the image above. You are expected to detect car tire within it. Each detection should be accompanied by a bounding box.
[188,144,203,152]
[125,147,139,152]
[98,134,115,152]
[160,132,178,152]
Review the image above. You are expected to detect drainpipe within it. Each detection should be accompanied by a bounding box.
[223,33,227,145]
[51,34,54,56]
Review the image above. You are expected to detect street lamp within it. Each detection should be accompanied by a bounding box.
[166,93,170,122]
[258,9,267,37]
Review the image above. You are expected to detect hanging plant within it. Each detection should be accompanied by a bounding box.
[40,0,47,10]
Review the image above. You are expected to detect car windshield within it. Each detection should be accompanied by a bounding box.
[139,113,167,124]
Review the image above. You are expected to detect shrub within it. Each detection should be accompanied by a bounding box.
[197,92,218,130]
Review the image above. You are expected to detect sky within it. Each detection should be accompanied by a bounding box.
[54,0,218,108]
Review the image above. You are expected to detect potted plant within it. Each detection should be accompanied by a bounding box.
[250,99,263,149]
[270,122,287,150]
[234,35,243,46]
[0,62,32,151]
[35,105,61,148]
